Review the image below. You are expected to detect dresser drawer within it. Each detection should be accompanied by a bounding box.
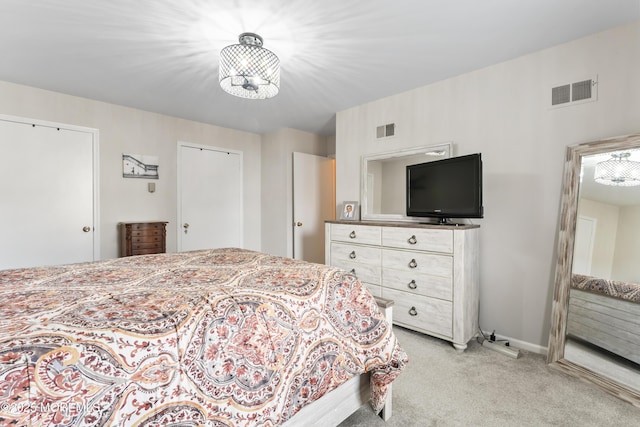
[130,234,163,244]
[330,224,381,245]
[130,222,164,231]
[383,288,452,338]
[131,228,163,238]
[382,269,452,300]
[382,248,452,279]
[331,258,381,285]
[382,227,453,253]
[132,241,163,250]
[330,242,381,265]
[364,282,381,297]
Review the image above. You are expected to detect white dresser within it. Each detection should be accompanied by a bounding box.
[325,221,480,351]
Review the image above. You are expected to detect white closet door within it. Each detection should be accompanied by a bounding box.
[0,119,96,270]
[178,143,242,252]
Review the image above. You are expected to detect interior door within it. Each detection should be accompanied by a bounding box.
[178,143,242,251]
[573,215,597,276]
[293,152,335,263]
[0,117,97,269]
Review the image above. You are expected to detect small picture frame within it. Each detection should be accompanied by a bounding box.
[340,201,359,221]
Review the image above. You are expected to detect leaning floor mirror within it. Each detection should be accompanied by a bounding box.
[548,133,640,408]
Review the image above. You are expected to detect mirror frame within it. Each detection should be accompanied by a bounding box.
[360,143,452,221]
[548,133,640,408]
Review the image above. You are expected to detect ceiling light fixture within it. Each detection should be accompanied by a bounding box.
[594,152,640,186]
[219,32,280,100]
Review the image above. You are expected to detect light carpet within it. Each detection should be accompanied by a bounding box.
[339,326,639,426]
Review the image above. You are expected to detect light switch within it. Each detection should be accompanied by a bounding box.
[148,182,156,193]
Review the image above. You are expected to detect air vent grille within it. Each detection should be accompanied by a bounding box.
[552,84,570,106]
[551,76,597,107]
[572,80,592,102]
[376,123,395,139]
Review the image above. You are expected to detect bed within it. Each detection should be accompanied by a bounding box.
[568,273,640,365]
[0,248,407,426]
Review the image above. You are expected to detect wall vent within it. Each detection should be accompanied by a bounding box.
[551,76,598,107]
[376,123,395,139]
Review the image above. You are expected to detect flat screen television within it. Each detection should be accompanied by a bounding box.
[406,153,483,223]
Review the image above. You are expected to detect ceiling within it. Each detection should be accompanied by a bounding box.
[0,1,639,137]
[581,149,640,206]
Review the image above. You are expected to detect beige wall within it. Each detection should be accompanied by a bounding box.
[612,205,640,283]
[261,128,331,257]
[335,21,640,350]
[0,81,262,259]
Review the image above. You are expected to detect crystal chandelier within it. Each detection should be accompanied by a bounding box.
[219,33,280,100]
[594,152,640,186]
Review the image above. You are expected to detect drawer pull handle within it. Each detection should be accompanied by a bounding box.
[408,280,417,290]
[349,251,356,259]
[409,306,418,316]
[349,231,356,239]
[409,259,418,269]
[408,235,417,245]
[350,268,356,275]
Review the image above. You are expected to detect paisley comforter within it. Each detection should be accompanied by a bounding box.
[0,248,407,426]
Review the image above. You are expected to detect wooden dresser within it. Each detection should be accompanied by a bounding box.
[325,221,479,351]
[119,221,168,257]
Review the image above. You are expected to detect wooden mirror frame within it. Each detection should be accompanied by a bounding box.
[547,133,640,408]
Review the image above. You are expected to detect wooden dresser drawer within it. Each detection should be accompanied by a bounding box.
[330,224,381,245]
[383,288,452,338]
[382,227,453,253]
[382,269,452,301]
[382,248,452,279]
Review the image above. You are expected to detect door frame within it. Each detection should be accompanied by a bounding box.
[0,113,100,261]
[176,141,243,252]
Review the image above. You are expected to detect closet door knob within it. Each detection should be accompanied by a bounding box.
[408,259,418,269]
[349,251,356,259]
[408,235,417,245]
[349,231,356,239]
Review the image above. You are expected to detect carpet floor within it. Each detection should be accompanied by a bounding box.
[339,326,639,426]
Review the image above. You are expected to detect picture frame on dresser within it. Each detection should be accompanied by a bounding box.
[340,201,359,220]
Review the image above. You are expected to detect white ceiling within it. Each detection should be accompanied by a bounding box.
[581,149,640,206]
[0,0,639,136]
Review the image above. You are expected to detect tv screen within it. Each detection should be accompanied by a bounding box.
[406,153,483,222]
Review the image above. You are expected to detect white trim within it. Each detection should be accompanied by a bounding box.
[176,141,244,252]
[0,114,100,262]
[482,330,548,355]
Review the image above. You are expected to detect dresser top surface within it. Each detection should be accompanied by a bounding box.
[326,220,479,230]
[119,221,168,225]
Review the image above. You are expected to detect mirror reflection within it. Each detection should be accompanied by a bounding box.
[361,143,451,221]
[564,145,640,396]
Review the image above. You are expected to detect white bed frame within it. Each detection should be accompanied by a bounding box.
[567,289,640,365]
[283,297,394,426]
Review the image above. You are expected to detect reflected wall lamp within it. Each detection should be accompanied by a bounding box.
[594,152,640,186]
[219,32,280,99]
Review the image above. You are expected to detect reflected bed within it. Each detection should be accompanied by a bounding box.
[568,274,640,365]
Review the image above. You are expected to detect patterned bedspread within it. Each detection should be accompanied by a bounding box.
[571,273,640,304]
[0,249,407,426]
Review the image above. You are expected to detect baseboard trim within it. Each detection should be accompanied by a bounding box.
[481,330,548,355]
